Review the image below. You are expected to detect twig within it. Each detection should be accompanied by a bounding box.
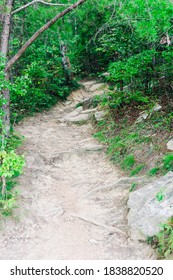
[12,0,68,15]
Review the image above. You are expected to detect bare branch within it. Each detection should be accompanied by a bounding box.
[6,0,87,71]
[12,0,69,15]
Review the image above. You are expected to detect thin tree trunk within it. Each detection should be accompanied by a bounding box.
[0,0,13,136]
[6,0,87,71]
[60,41,73,83]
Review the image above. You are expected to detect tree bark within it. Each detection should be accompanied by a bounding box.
[60,41,73,83]
[6,0,87,71]
[0,0,13,136]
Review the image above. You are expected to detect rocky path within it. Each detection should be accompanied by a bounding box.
[0,81,155,259]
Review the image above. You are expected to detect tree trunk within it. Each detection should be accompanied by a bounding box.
[60,41,73,83]
[0,0,13,136]
[0,0,86,136]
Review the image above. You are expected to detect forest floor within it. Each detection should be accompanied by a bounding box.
[0,81,156,259]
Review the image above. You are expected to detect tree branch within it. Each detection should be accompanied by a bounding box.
[6,0,87,71]
[12,0,69,15]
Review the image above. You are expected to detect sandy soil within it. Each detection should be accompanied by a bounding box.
[0,83,155,259]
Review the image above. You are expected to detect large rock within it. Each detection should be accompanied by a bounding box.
[167,139,173,151]
[128,172,173,240]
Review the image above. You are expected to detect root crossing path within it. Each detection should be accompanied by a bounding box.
[0,81,155,259]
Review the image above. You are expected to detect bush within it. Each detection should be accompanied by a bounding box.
[121,154,135,170]
[163,154,173,171]
[148,217,173,259]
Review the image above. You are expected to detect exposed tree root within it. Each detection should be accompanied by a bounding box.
[70,213,127,236]
[85,176,152,198]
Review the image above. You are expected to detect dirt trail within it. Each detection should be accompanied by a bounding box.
[0,82,155,259]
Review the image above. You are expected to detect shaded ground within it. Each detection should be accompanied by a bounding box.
[0,82,155,259]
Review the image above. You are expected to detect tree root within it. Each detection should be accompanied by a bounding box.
[85,176,151,198]
[70,213,127,236]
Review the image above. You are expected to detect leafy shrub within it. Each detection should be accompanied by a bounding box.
[148,217,173,259]
[99,90,149,111]
[0,57,25,216]
[11,87,57,122]
[163,154,173,171]
[130,164,145,176]
[148,167,160,176]
[0,193,18,216]
[121,154,135,170]
[108,49,156,90]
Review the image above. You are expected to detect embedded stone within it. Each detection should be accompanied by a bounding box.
[128,172,173,240]
[167,139,173,151]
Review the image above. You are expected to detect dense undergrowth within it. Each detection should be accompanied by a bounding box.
[90,86,173,259]
[93,89,173,178]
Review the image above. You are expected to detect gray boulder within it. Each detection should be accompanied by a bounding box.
[128,172,173,240]
[167,139,173,151]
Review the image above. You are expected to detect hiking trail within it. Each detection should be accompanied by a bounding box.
[0,81,155,259]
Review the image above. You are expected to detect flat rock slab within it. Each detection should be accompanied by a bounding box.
[82,81,97,86]
[128,172,173,240]
[61,107,97,123]
[66,114,90,123]
[65,106,83,118]
[90,83,105,92]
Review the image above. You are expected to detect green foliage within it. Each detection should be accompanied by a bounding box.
[121,154,135,170]
[11,88,58,122]
[0,193,18,216]
[129,183,137,192]
[0,150,24,179]
[148,167,160,176]
[97,90,150,112]
[117,0,173,41]
[130,164,145,176]
[149,112,173,132]
[147,154,173,177]
[108,50,156,86]
[148,217,173,259]
[163,154,173,171]
[156,189,165,202]
[0,58,25,216]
